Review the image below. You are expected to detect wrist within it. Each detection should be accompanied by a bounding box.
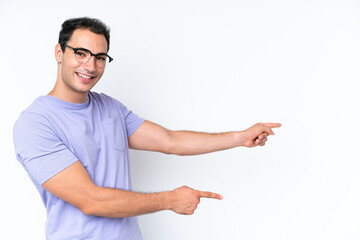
[159,191,174,211]
[234,131,245,147]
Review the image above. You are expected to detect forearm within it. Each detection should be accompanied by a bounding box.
[129,121,280,155]
[84,186,172,218]
[168,130,243,156]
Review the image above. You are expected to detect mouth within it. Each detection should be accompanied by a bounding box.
[76,72,96,83]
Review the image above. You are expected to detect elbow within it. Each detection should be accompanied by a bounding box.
[78,199,97,216]
[164,131,178,155]
[166,143,177,155]
[167,145,187,156]
[166,138,188,156]
[76,189,128,218]
[79,201,129,218]
[166,139,186,156]
[80,206,92,216]
[79,201,96,216]
[80,200,110,217]
[76,188,101,216]
[165,131,192,156]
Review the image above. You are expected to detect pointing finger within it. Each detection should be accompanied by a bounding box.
[198,191,223,200]
[262,123,282,128]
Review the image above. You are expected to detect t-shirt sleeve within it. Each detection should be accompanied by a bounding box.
[121,104,145,138]
[13,112,78,185]
[97,92,145,138]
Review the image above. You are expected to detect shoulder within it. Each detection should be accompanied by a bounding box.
[89,91,125,110]
[14,97,51,129]
[90,92,122,104]
[13,108,57,163]
[14,110,53,140]
[17,95,65,121]
[13,97,58,141]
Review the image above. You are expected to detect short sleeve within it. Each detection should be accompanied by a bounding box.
[96,92,145,138]
[121,104,145,138]
[13,112,78,185]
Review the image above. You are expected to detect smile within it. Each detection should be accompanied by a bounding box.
[76,72,94,79]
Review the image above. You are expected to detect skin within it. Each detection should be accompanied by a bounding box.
[43,28,281,218]
[49,28,106,103]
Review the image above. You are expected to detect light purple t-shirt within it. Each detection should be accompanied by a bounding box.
[13,92,145,240]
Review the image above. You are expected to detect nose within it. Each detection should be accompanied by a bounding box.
[83,55,96,73]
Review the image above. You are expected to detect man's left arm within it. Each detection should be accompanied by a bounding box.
[128,120,281,155]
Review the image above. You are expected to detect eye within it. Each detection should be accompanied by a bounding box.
[96,55,107,62]
[75,50,88,58]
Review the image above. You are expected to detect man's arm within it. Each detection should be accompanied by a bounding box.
[129,121,281,155]
[42,161,222,218]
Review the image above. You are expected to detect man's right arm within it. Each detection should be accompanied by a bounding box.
[42,161,222,218]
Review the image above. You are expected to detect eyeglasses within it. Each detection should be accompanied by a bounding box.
[64,44,113,67]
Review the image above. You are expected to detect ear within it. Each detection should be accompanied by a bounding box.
[55,43,63,63]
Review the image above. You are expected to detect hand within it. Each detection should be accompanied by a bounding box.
[239,122,281,148]
[168,186,223,215]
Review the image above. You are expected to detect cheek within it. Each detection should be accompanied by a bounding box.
[62,59,81,74]
[97,70,105,78]
[60,62,75,80]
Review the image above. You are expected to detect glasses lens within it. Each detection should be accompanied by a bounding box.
[75,49,90,63]
[95,54,109,67]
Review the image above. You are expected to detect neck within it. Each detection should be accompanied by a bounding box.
[48,78,89,104]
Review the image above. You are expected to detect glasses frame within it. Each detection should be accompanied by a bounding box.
[63,44,113,65]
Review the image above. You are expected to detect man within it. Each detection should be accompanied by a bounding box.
[13,17,281,239]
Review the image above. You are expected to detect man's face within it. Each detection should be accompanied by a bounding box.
[57,28,108,95]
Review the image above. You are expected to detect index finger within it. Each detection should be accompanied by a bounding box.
[198,190,223,200]
[262,123,282,128]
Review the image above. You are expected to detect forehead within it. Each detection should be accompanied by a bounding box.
[67,28,107,53]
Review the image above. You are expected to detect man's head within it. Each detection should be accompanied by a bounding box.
[53,17,112,102]
[59,17,110,52]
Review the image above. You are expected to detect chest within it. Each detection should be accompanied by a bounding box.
[51,112,129,179]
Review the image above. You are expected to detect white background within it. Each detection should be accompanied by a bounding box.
[1,0,360,239]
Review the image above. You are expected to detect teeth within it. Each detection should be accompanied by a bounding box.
[77,73,92,79]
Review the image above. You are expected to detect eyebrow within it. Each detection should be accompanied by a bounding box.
[76,47,108,55]
[95,52,109,55]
